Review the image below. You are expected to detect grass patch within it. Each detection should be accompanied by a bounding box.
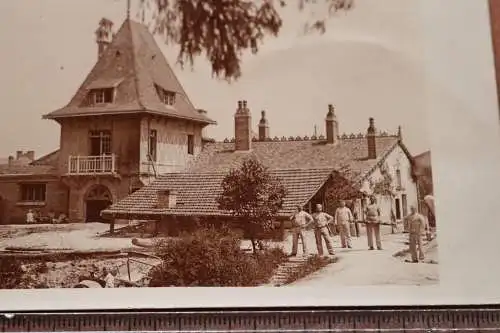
[282,255,337,285]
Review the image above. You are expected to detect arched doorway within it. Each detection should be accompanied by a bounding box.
[85,185,112,222]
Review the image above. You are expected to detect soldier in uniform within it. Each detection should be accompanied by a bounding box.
[334,200,354,248]
[405,205,428,263]
[289,205,313,256]
[365,196,382,250]
[310,204,335,256]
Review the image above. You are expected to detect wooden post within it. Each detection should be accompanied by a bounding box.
[154,219,160,236]
[279,220,286,241]
[109,218,115,235]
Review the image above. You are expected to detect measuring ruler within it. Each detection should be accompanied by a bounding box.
[1,307,500,332]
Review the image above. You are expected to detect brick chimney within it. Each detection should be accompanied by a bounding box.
[157,190,177,209]
[258,110,269,141]
[26,151,35,161]
[95,18,114,59]
[397,125,403,141]
[325,104,338,144]
[367,117,377,159]
[8,156,13,167]
[234,100,252,151]
[197,109,208,138]
[16,151,22,160]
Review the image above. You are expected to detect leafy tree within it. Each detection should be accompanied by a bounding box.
[139,0,354,81]
[217,157,287,253]
[324,164,362,212]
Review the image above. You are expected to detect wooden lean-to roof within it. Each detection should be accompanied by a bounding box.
[102,168,335,219]
[102,135,406,220]
[43,19,215,125]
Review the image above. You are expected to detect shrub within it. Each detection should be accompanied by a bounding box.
[0,257,25,289]
[148,227,287,287]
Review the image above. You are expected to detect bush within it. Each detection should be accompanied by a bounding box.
[148,227,287,287]
[0,257,25,289]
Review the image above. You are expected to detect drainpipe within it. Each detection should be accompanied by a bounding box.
[147,117,151,182]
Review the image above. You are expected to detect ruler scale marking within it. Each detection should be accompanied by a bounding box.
[2,308,500,332]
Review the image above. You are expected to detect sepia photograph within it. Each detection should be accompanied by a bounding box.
[0,0,441,291]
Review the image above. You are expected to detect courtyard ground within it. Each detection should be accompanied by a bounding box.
[286,226,439,286]
[0,223,438,287]
[0,223,134,251]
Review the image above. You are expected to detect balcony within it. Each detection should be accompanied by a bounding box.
[68,155,117,175]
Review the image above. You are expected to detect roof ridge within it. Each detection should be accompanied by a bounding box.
[128,19,146,111]
[159,167,336,177]
[130,20,196,109]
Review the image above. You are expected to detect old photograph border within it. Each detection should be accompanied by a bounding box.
[0,0,499,310]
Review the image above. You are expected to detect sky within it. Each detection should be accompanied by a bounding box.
[0,0,429,159]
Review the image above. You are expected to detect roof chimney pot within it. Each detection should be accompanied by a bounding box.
[367,117,377,159]
[325,104,338,144]
[95,18,114,59]
[234,100,252,150]
[258,110,269,141]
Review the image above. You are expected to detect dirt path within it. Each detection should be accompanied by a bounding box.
[289,231,439,286]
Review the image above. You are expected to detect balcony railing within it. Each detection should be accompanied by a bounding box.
[68,155,117,175]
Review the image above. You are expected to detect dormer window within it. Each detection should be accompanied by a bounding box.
[86,88,114,105]
[155,84,176,106]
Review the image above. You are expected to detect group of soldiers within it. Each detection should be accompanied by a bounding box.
[289,196,429,263]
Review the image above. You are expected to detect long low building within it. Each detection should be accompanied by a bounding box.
[102,103,421,238]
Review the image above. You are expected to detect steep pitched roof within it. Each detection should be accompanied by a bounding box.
[102,168,334,219]
[43,19,215,125]
[103,135,404,219]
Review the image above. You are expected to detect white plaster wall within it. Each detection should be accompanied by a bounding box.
[364,144,420,221]
[139,117,203,175]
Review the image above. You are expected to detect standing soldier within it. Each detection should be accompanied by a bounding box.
[310,204,335,256]
[335,200,354,248]
[405,205,427,263]
[289,205,313,256]
[365,196,382,250]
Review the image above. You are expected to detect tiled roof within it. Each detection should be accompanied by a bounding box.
[0,164,57,178]
[43,19,215,125]
[187,136,400,181]
[0,150,59,177]
[103,136,404,219]
[102,168,335,219]
[31,150,59,166]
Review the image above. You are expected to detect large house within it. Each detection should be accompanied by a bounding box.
[0,16,423,230]
[0,17,214,224]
